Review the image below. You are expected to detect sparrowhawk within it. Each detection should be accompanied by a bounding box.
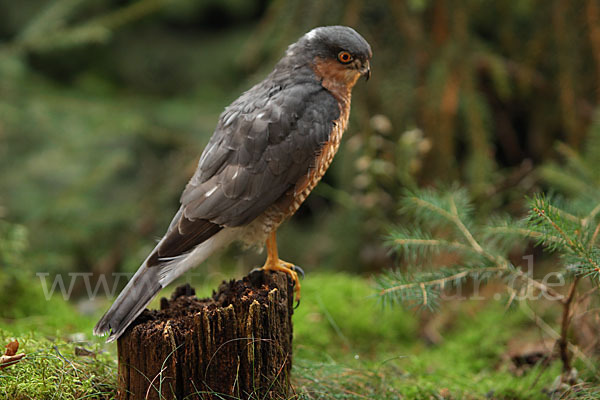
[94,26,372,342]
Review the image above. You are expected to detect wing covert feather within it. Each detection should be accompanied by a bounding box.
[181,82,340,227]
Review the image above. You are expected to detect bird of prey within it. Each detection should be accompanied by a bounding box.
[94,26,372,342]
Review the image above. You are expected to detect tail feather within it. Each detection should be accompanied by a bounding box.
[93,263,162,342]
[94,229,234,342]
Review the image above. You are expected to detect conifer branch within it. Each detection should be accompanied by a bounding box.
[420,283,427,306]
[513,270,563,300]
[380,189,595,307]
[391,238,472,253]
[547,204,582,224]
[484,226,561,244]
[558,277,579,377]
[531,200,600,272]
[406,193,510,268]
[582,203,600,228]
[448,196,485,254]
[378,267,504,297]
[591,222,600,248]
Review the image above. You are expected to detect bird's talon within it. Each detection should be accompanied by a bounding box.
[250,267,259,274]
[291,265,305,279]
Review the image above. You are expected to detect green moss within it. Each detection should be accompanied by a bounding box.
[293,272,416,359]
[0,331,116,400]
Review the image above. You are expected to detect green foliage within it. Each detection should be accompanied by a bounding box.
[375,267,497,310]
[377,187,522,309]
[528,118,600,281]
[379,182,600,303]
[527,194,600,279]
[378,128,600,389]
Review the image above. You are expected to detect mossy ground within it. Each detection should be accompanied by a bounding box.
[0,272,596,399]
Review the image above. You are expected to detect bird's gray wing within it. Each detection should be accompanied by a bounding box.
[147,82,339,265]
[183,83,340,225]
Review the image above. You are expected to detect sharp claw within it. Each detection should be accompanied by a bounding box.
[256,260,302,306]
[291,265,305,280]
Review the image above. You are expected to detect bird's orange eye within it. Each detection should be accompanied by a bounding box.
[337,51,353,64]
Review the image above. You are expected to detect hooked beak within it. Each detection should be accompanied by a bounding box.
[361,60,371,81]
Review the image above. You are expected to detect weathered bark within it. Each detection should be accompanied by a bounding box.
[117,270,294,400]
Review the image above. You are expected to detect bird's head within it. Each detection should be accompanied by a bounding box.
[285,26,372,92]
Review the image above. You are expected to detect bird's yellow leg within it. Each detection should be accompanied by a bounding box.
[260,230,301,302]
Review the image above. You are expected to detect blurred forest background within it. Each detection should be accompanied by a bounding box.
[1,0,600,398]
[2,0,598,280]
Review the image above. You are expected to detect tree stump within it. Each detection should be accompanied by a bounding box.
[116,270,294,400]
